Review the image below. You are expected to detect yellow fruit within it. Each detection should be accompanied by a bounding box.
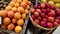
[0,10,7,18]
[25,9,29,14]
[52,0,60,3]
[17,7,24,13]
[7,23,15,31]
[9,1,15,7]
[21,2,27,8]
[17,19,24,26]
[12,7,17,12]
[15,3,19,7]
[5,6,12,11]
[7,11,14,18]
[15,26,22,33]
[22,13,26,19]
[3,17,11,25]
[23,0,28,2]
[48,1,54,5]
[17,0,22,3]
[12,18,17,24]
[41,0,47,3]
[14,12,21,19]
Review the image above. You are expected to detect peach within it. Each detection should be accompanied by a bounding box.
[25,9,29,14]
[22,13,26,19]
[12,7,17,12]
[27,1,31,5]
[17,19,24,26]
[16,0,22,3]
[12,18,17,24]
[15,3,19,7]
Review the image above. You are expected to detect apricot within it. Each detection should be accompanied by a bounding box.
[14,12,21,19]
[22,13,26,19]
[12,7,17,12]
[7,11,14,18]
[17,7,24,13]
[1,24,7,30]
[7,23,15,31]
[15,3,19,7]
[15,26,22,33]
[5,6,12,11]
[21,2,27,8]
[23,0,28,2]
[25,9,29,14]
[16,0,22,3]
[26,5,30,9]
[3,17,11,25]
[12,18,17,24]
[0,10,7,18]
[27,1,31,5]
[17,19,24,26]
[9,1,15,7]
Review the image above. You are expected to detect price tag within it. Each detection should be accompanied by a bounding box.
[0,17,2,25]
[52,25,60,34]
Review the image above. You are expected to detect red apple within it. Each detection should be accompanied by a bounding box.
[37,16,41,20]
[46,8,51,12]
[47,22,53,28]
[40,21,47,27]
[35,19,40,25]
[41,13,46,18]
[53,22,59,27]
[57,16,60,20]
[31,8,35,13]
[33,5,38,9]
[41,9,47,13]
[31,15,36,20]
[45,3,51,8]
[43,18,47,22]
[48,17,55,22]
[36,9,41,14]
[55,19,60,23]
[34,12,39,17]
[50,5,56,10]
[38,6,41,9]
[40,3,45,8]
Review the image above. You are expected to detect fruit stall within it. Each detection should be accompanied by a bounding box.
[0,0,60,34]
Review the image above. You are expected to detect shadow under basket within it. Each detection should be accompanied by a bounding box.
[29,11,58,31]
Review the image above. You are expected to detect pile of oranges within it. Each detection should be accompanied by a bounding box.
[0,0,31,33]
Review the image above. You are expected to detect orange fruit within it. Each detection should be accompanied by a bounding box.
[9,1,15,7]
[23,0,28,2]
[12,7,17,12]
[5,6,12,11]
[27,1,31,5]
[15,26,22,33]
[17,7,24,13]
[16,0,22,3]
[7,11,14,18]
[3,17,11,25]
[1,24,7,30]
[15,3,19,7]
[26,5,30,9]
[14,12,21,19]
[7,23,15,31]
[25,9,29,14]
[12,18,17,24]
[21,2,27,8]
[17,19,24,26]
[22,13,26,19]
[0,10,7,18]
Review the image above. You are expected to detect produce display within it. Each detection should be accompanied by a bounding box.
[31,3,60,28]
[41,0,60,8]
[0,0,31,33]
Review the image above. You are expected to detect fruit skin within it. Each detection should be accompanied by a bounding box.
[31,15,36,20]
[35,19,40,25]
[41,0,47,3]
[12,7,17,12]
[17,19,24,26]
[25,9,29,14]
[1,24,7,30]
[7,11,14,18]
[50,5,56,10]
[55,19,60,23]
[14,12,21,20]
[37,16,41,20]
[15,3,19,7]
[0,10,6,18]
[27,1,31,5]
[48,1,54,5]
[34,12,39,17]
[53,22,59,27]
[47,22,53,28]
[43,18,47,22]
[17,0,22,3]
[41,9,47,13]
[48,17,55,22]
[7,23,15,31]
[40,3,45,8]
[17,7,24,13]
[52,0,60,3]
[15,26,22,33]
[57,16,60,20]
[33,5,38,9]
[55,3,60,8]
[56,9,60,16]
[46,8,51,12]
[21,13,26,19]
[41,13,46,18]
[12,18,17,24]
[3,17,11,25]
[31,8,35,13]
[45,3,51,8]
[40,21,47,27]
[36,9,41,14]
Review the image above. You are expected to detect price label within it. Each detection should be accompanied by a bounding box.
[0,17,2,25]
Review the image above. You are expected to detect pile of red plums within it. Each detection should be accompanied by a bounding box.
[31,3,60,28]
